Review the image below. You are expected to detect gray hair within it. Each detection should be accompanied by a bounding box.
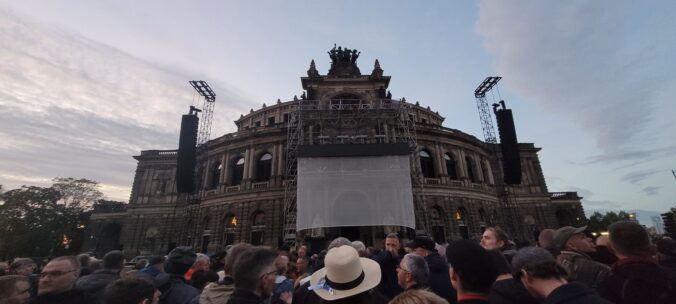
[224,243,253,273]
[194,253,210,265]
[329,237,352,249]
[232,247,277,291]
[351,241,366,252]
[401,253,429,285]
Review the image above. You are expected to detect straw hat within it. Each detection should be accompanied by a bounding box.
[309,245,381,301]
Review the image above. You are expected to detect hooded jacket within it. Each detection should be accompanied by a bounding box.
[200,280,235,304]
[424,252,456,304]
[489,278,539,304]
[556,250,609,290]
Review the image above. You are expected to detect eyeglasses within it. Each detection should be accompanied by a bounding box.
[40,269,77,278]
[396,265,409,272]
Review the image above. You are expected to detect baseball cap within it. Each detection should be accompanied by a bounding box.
[552,226,587,250]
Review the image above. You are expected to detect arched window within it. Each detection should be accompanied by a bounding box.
[419,150,435,178]
[210,162,222,189]
[256,153,273,182]
[480,160,490,184]
[231,157,245,185]
[455,207,467,221]
[465,156,478,182]
[444,153,458,180]
[252,211,265,226]
[225,213,237,228]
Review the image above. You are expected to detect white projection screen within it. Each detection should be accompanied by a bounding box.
[296,153,415,230]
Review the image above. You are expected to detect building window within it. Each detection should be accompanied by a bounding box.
[268,117,275,125]
[419,150,435,178]
[225,213,237,228]
[465,156,478,182]
[480,161,490,184]
[256,153,273,182]
[252,211,265,226]
[444,153,458,180]
[210,162,222,189]
[254,121,261,127]
[283,113,289,123]
[232,158,245,185]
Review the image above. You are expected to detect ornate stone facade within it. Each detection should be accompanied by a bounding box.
[87,49,584,257]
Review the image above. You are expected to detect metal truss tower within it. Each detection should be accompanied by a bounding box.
[473,77,524,239]
[190,80,216,147]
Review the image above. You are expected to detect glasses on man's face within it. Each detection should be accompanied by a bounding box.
[396,265,409,272]
[40,269,77,278]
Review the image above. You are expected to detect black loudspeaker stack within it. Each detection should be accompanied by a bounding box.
[176,114,199,193]
[495,108,522,185]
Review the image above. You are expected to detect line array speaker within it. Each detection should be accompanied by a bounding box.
[495,109,522,184]
[176,114,199,193]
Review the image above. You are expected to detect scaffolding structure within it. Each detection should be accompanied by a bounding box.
[474,77,524,240]
[282,98,431,244]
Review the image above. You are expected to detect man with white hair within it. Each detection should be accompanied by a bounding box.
[185,253,210,281]
[396,253,429,291]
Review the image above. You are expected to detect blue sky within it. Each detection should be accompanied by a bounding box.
[0,1,674,225]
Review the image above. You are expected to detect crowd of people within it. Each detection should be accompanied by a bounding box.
[1,220,676,304]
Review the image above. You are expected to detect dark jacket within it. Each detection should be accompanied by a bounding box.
[226,289,264,304]
[75,269,120,298]
[139,265,163,278]
[373,250,403,300]
[271,275,293,304]
[158,274,200,304]
[589,246,618,266]
[424,252,456,304]
[598,256,676,304]
[292,280,320,304]
[31,288,98,304]
[489,278,539,304]
[544,282,610,304]
[557,250,609,290]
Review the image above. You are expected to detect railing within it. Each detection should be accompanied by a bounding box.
[550,192,580,200]
[424,178,441,185]
[449,180,463,187]
[252,181,269,189]
[225,185,240,193]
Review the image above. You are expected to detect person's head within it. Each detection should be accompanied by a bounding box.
[232,247,278,298]
[10,258,36,276]
[655,238,676,260]
[0,275,30,304]
[445,239,498,296]
[329,237,352,249]
[352,241,367,256]
[297,245,308,258]
[396,254,429,290]
[0,262,9,275]
[103,250,126,271]
[608,221,652,258]
[389,289,448,304]
[310,245,381,301]
[102,277,160,304]
[296,256,309,273]
[76,253,91,269]
[164,246,196,276]
[481,227,510,251]
[553,226,595,253]
[385,233,400,252]
[595,235,610,247]
[405,236,437,257]
[192,253,210,271]
[278,244,291,257]
[537,229,555,248]
[38,256,81,295]
[224,243,253,275]
[512,247,568,299]
[274,255,289,275]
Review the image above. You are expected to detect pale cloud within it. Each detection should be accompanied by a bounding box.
[620,169,662,185]
[0,8,250,200]
[641,186,660,196]
[475,1,676,152]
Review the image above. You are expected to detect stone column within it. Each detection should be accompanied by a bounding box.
[221,152,230,186]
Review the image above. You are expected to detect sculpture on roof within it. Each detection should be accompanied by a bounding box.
[327,44,361,77]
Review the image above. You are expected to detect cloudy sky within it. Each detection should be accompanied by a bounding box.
[0,1,674,224]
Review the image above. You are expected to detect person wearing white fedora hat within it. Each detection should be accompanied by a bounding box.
[309,245,386,303]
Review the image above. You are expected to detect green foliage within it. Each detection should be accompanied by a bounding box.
[0,178,105,258]
[586,211,631,233]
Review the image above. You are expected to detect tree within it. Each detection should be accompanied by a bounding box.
[662,207,676,238]
[0,178,104,258]
[586,211,631,234]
